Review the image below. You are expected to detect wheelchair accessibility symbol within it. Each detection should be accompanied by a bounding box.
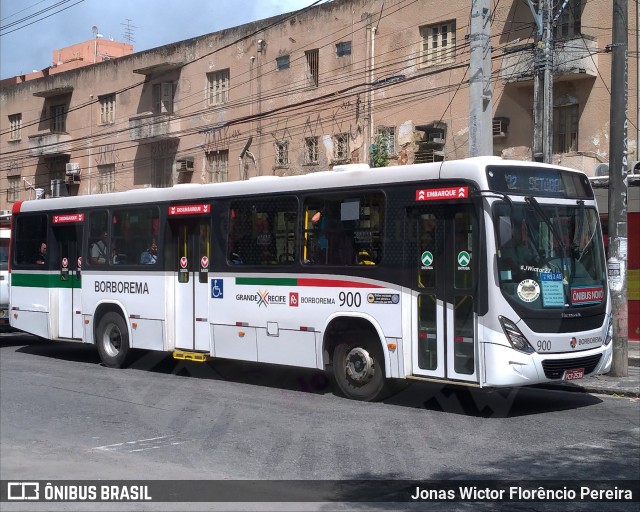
[211,279,224,298]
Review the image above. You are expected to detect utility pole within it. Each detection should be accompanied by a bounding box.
[608,0,629,376]
[469,0,492,157]
[529,0,553,162]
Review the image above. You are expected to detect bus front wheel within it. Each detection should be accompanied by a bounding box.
[332,340,389,401]
[96,312,132,368]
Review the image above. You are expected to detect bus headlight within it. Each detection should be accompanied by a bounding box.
[499,316,535,354]
[603,315,613,346]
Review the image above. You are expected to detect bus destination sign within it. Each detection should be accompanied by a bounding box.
[52,213,85,224]
[168,204,211,216]
[416,186,468,201]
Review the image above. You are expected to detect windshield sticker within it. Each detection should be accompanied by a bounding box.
[571,286,604,306]
[540,272,564,307]
[421,251,434,269]
[517,279,540,303]
[457,251,471,270]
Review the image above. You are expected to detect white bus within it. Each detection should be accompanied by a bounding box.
[9,157,612,400]
[0,211,11,328]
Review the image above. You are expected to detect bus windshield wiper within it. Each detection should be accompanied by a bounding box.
[571,200,585,278]
[525,196,567,273]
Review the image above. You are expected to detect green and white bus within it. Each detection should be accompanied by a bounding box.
[9,157,612,400]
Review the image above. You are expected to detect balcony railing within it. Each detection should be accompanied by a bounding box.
[500,36,598,84]
[28,132,72,157]
[129,112,182,141]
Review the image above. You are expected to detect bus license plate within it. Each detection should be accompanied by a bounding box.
[563,368,585,381]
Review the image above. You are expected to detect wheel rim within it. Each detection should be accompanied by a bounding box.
[102,322,123,358]
[344,347,375,384]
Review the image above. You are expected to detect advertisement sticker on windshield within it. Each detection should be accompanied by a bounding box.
[517,279,540,303]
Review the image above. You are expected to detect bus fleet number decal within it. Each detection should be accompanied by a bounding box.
[339,292,361,308]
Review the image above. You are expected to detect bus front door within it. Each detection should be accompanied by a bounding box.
[54,224,83,339]
[170,219,211,352]
[407,204,479,383]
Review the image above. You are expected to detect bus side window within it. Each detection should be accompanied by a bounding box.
[14,215,47,266]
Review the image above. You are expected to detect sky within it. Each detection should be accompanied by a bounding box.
[0,0,316,80]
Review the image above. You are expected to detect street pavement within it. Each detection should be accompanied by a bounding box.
[539,340,640,398]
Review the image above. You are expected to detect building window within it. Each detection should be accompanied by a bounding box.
[554,0,581,39]
[9,113,22,140]
[553,104,579,153]
[275,140,289,167]
[46,156,67,181]
[153,83,174,114]
[99,94,116,124]
[336,41,352,57]
[304,136,319,164]
[333,133,349,162]
[276,55,290,70]
[7,176,20,202]
[152,157,173,188]
[420,21,456,67]
[377,126,396,155]
[98,164,115,193]
[206,150,228,183]
[50,104,66,132]
[207,69,230,106]
[305,49,319,87]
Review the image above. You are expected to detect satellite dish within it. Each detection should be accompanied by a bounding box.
[92,26,98,36]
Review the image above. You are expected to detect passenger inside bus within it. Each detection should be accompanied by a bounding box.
[35,242,46,265]
[90,231,108,264]
[140,239,158,264]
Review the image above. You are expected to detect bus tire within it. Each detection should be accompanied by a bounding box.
[96,312,133,368]
[332,339,389,401]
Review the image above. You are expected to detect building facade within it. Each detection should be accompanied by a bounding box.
[0,0,637,206]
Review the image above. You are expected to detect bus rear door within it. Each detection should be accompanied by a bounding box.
[406,202,479,383]
[168,213,211,352]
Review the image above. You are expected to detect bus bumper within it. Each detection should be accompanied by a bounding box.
[482,342,613,387]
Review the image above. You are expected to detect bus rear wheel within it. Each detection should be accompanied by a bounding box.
[332,339,389,401]
[96,312,132,368]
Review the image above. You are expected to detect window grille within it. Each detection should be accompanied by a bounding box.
[333,133,349,161]
[305,49,319,87]
[206,150,229,183]
[207,69,230,106]
[553,104,579,153]
[420,21,456,67]
[153,83,174,114]
[99,94,116,124]
[275,140,289,167]
[304,136,319,164]
[9,113,22,140]
[98,164,116,193]
[50,104,66,132]
[376,126,396,155]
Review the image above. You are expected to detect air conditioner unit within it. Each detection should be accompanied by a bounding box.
[176,157,195,172]
[594,163,609,177]
[427,133,445,144]
[65,162,81,176]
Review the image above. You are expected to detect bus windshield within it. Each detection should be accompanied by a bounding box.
[493,201,606,311]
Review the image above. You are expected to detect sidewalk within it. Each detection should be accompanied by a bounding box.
[541,341,640,398]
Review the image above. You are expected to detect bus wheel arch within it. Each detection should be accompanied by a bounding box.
[94,304,133,368]
[323,315,391,401]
